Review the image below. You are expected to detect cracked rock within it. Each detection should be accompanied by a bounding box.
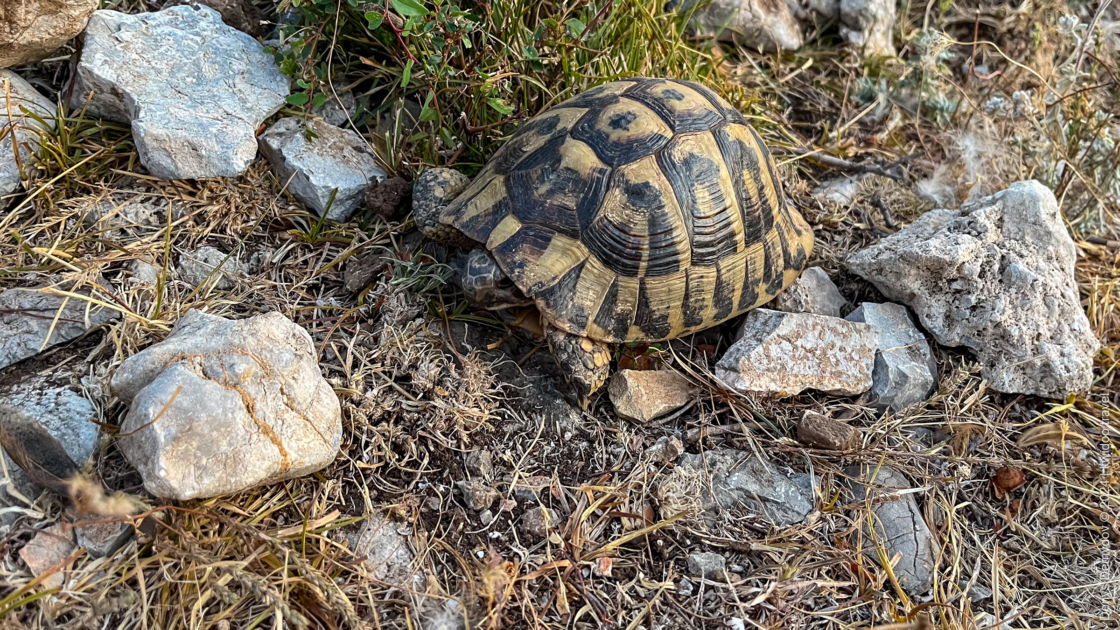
[0,0,98,67]
[69,6,288,179]
[719,309,877,397]
[847,181,1098,398]
[676,448,815,526]
[846,302,937,411]
[772,267,849,317]
[110,310,342,500]
[259,117,386,222]
[608,369,695,422]
[846,465,935,595]
[1,70,55,207]
[0,278,117,371]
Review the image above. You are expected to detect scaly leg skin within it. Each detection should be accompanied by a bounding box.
[545,326,612,409]
[412,168,474,246]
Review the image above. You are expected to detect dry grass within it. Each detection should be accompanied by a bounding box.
[1,0,1118,628]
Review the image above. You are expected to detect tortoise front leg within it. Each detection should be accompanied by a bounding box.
[545,326,612,409]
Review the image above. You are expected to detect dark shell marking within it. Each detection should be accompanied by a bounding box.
[442,78,814,343]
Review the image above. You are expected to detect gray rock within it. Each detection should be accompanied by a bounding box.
[687,551,726,579]
[313,90,358,126]
[644,436,684,463]
[259,117,386,221]
[0,279,117,371]
[846,465,935,595]
[178,246,247,290]
[164,0,263,35]
[1,71,55,207]
[18,524,75,589]
[520,506,553,540]
[80,197,164,237]
[129,260,164,286]
[465,450,493,479]
[608,369,695,422]
[677,577,694,596]
[351,512,419,587]
[847,181,1098,398]
[73,518,132,557]
[839,0,895,56]
[677,448,815,526]
[457,480,498,512]
[846,302,937,411]
[69,6,288,179]
[0,376,100,500]
[669,0,803,50]
[110,310,342,500]
[773,267,849,317]
[0,0,98,67]
[719,309,877,397]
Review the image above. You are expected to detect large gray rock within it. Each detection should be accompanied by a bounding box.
[847,181,1099,398]
[1,71,55,207]
[0,279,117,371]
[110,310,342,500]
[846,303,937,411]
[677,448,815,526]
[773,267,849,317]
[69,6,289,180]
[0,0,98,68]
[838,0,896,56]
[669,0,803,50]
[846,465,936,595]
[719,309,877,397]
[258,117,386,222]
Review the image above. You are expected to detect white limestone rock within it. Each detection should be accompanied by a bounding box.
[0,71,55,208]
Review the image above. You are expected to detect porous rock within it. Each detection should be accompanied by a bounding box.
[0,0,98,68]
[18,525,75,589]
[677,448,815,526]
[259,117,386,221]
[772,267,848,317]
[608,369,695,422]
[351,512,419,587]
[687,551,726,579]
[165,0,262,35]
[719,309,876,397]
[847,181,1098,398]
[69,6,288,179]
[846,302,937,411]
[1,71,55,207]
[178,246,247,290]
[365,176,412,221]
[110,310,342,500]
[0,278,117,371]
[669,0,803,50]
[797,411,859,450]
[846,465,935,594]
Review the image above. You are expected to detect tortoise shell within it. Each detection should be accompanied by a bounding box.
[441,77,814,343]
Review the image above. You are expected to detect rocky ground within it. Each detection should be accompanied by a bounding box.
[0,0,1118,628]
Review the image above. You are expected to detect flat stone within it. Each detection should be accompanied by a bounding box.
[773,267,849,317]
[313,90,357,126]
[520,506,552,540]
[165,0,262,35]
[718,309,877,397]
[0,0,97,67]
[846,465,935,594]
[847,181,1098,398]
[797,411,860,450]
[259,117,386,222]
[178,246,247,290]
[129,260,164,287]
[846,302,937,411]
[72,518,132,558]
[608,369,695,422]
[687,552,726,579]
[69,6,288,179]
[1,71,55,207]
[18,525,76,589]
[0,278,118,371]
[351,512,419,587]
[457,480,498,512]
[677,448,815,526]
[669,0,803,50]
[110,310,342,500]
[342,252,382,294]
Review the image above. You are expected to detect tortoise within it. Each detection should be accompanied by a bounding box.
[415,77,814,405]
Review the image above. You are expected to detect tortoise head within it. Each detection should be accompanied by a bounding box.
[454,248,534,310]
